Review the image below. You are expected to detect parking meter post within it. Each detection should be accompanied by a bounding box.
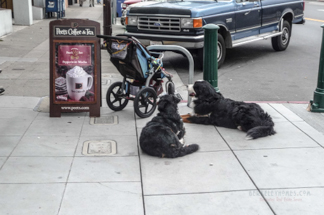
[310,24,324,112]
[103,0,112,36]
[203,24,219,92]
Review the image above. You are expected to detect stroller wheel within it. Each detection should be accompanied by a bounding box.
[134,87,157,118]
[106,82,129,111]
[166,81,175,95]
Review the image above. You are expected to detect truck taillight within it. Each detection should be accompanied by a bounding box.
[303,0,305,11]
[125,17,128,25]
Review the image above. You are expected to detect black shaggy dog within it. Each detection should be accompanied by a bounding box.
[182,80,276,139]
[140,94,199,158]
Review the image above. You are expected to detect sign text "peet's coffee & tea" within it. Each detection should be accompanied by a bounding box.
[55,27,95,36]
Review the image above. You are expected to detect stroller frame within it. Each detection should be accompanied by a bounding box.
[97,34,175,118]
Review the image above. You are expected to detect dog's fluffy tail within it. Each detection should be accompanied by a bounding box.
[246,126,276,140]
[175,144,199,157]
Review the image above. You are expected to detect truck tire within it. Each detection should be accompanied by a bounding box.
[198,34,226,69]
[272,20,291,51]
[217,34,226,68]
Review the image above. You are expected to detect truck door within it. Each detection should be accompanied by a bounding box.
[235,0,261,39]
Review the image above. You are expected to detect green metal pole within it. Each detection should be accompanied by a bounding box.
[203,24,219,92]
[310,24,324,112]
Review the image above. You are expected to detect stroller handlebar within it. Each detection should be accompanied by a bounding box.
[97,34,133,42]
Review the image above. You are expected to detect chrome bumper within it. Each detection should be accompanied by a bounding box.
[124,32,204,49]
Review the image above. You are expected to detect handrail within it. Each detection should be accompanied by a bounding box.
[147,45,194,107]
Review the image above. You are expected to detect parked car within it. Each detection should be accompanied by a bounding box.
[120,0,142,25]
[122,0,142,10]
[125,0,305,67]
[121,0,167,25]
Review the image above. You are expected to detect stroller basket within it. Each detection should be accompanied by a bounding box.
[98,35,157,82]
[106,36,133,62]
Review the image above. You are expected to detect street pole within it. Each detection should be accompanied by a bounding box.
[203,24,219,92]
[103,0,112,35]
[310,24,324,112]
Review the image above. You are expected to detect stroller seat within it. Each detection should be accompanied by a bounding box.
[105,35,164,85]
[97,34,175,118]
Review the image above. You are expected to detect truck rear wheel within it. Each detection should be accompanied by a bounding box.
[198,34,226,69]
[272,20,291,51]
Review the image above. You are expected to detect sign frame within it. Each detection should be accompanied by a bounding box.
[49,19,101,117]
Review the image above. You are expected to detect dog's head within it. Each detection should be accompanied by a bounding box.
[188,80,223,99]
[157,94,181,113]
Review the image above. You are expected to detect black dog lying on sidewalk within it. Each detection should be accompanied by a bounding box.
[140,94,199,158]
[181,80,276,139]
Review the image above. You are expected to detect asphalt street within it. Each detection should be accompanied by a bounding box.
[166,1,324,102]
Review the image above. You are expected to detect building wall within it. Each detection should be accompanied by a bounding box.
[13,0,33,25]
[0,9,13,37]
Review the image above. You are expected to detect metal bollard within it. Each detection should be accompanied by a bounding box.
[203,24,219,92]
[310,24,324,112]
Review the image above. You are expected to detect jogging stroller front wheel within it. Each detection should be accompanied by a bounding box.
[106,81,129,111]
[134,87,157,118]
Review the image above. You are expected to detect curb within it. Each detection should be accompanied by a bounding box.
[180,100,309,104]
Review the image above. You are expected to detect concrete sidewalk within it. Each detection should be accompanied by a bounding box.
[1,2,324,215]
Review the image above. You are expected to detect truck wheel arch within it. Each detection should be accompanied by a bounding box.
[281,10,293,25]
[217,25,232,49]
[280,10,293,38]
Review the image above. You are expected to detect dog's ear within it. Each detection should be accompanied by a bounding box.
[158,95,177,112]
[195,81,219,98]
[204,81,216,96]
[157,96,171,111]
[158,99,167,110]
[193,82,203,97]
[216,91,224,98]
[173,95,181,104]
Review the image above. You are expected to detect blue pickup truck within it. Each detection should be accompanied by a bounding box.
[124,0,305,67]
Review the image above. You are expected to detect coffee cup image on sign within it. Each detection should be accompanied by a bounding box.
[66,66,93,101]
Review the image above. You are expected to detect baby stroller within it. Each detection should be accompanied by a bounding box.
[97,34,176,118]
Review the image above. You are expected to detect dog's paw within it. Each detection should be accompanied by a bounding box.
[179,138,185,145]
[181,114,191,123]
[182,118,191,123]
[245,134,254,140]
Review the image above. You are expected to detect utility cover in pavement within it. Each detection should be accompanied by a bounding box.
[90,115,118,125]
[82,140,117,156]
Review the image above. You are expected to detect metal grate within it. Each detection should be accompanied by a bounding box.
[82,140,117,156]
[90,116,118,125]
[138,17,181,32]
